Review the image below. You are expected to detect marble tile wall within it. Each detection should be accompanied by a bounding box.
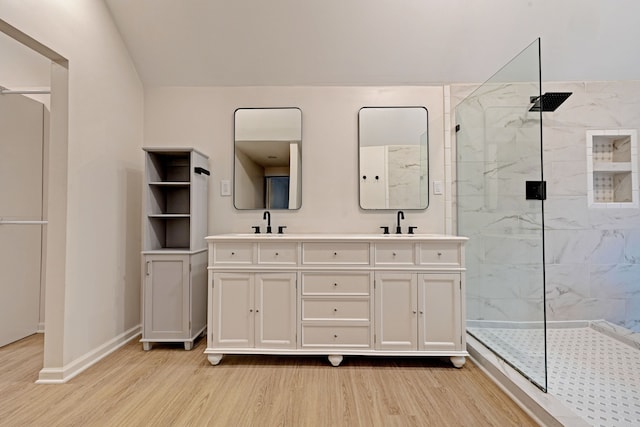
[452,81,640,333]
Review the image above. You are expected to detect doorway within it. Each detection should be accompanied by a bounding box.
[0,89,47,347]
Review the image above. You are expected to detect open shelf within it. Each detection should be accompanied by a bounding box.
[143,148,208,251]
[587,130,638,208]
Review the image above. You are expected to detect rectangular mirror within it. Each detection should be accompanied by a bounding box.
[234,108,302,210]
[358,107,429,209]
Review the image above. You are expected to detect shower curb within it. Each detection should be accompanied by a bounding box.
[467,333,589,427]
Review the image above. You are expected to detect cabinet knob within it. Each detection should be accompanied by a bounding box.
[249,309,253,312]
[333,283,338,287]
[334,334,338,338]
[256,309,259,313]
[419,311,424,315]
[412,310,417,314]
[275,252,279,256]
[392,252,397,256]
[231,252,235,256]
[333,308,338,312]
[333,252,338,256]
[437,252,442,256]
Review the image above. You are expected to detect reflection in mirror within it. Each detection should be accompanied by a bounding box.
[234,108,302,210]
[358,107,429,210]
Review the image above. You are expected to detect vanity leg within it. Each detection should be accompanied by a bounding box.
[184,341,193,351]
[208,354,224,365]
[450,356,466,368]
[142,342,152,351]
[328,355,343,367]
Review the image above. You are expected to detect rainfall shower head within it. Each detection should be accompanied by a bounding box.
[529,92,572,112]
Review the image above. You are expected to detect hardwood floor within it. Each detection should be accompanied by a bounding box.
[0,334,537,426]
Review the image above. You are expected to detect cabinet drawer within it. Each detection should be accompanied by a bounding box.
[213,243,253,264]
[301,299,370,321]
[302,242,370,265]
[375,243,415,265]
[419,243,461,266]
[301,273,370,296]
[258,242,298,265]
[301,325,371,348]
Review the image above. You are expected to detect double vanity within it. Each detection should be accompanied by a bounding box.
[205,233,467,367]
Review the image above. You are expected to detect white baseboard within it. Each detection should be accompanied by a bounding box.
[36,324,141,384]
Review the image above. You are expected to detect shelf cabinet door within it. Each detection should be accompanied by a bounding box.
[143,254,190,340]
[211,273,254,348]
[375,273,417,350]
[417,273,461,351]
[255,273,296,349]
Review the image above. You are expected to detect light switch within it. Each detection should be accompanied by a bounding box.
[220,180,231,196]
[433,180,443,195]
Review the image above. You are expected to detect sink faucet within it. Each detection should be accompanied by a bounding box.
[263,210,272,234]
[396,210,404,234]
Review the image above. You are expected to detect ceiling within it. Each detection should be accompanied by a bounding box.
[105,0,640,87]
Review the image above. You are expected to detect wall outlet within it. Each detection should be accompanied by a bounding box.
[220,180,231,196]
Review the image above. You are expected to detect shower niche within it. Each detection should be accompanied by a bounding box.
[587,129,638,207]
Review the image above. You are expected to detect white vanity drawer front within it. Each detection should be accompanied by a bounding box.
[301,273,370,296]
[302,242,370,265]
[375,243,415,265]
[301,325,371,348]
[213,243,253,264]
[301,299,370,321]
[257,242,298,265]
[419,243,461,266]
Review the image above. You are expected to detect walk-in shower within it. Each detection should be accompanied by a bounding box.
[454,39,640,426]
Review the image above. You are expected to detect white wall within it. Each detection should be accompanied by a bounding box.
[145,86,446,234]
[0,1,144,382]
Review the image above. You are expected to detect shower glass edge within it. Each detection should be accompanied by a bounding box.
[455,38,547,391]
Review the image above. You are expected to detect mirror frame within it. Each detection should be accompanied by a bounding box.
[358,106,429,210]
[233,107,302,210]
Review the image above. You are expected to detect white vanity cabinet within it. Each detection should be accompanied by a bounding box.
[205,234,467,367]
[375,273,462,365]
[209,272,296,363]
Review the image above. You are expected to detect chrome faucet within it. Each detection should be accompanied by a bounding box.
[263,210,272,234]
[396,210,404,234]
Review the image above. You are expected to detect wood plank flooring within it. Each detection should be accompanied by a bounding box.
[0,334,538,426]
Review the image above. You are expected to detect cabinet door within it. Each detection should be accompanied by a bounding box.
[255,273,296,348]
[144,255,190,340]
[375,273,417,350]
[211,273,254,348]
[418,273,461,351]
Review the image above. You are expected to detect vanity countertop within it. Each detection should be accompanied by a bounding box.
[205,233,468,242]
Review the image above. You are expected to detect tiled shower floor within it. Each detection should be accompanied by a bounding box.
[468,326,640,427]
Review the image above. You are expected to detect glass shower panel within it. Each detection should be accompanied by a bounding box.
[455,39,547,391]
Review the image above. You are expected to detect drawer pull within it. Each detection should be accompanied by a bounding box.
[392,252,397,256]
[334,334,338,338]
[333,308,338,312]
[437,252,442,256]
[333,252,338,256]
[333,283,338,287]
[231,252,235,256]
[275,252,279,256]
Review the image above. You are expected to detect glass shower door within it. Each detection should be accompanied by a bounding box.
[455,39,547,390]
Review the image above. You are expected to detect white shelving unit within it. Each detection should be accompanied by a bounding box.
[587,130,638,208]
[141,148,209,350]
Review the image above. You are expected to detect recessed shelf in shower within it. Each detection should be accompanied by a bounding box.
[586,130,638,207]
